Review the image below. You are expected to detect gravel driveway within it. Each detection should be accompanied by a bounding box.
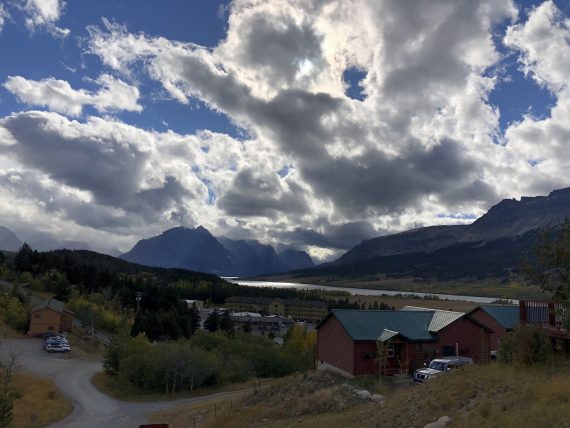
[0,339,238,428]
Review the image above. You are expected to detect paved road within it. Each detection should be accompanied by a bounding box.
[0,339,238,428]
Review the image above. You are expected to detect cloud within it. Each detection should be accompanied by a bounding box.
[0,111,207,233]
[274,220,380,250]
[502,1,570,196]
[505,1,569,93]
[86,1,513,221]
[218,167,309,218]
[4,74,142,116]
[0,4,9,33]
[2,0,570,260]
[21,0,69,37]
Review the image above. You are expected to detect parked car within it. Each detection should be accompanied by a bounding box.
[44,337,69,345]
[44,336,70,351]
[413,356,473,383]
[45,344,70,353]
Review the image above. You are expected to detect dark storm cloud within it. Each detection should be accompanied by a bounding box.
[218,167,309,218]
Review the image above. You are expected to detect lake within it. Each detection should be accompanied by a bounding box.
[229,279,517,304]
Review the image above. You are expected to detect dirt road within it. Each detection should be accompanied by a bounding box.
[0,339,238,427]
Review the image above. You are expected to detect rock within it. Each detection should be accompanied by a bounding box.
[424,416,452,428]
[356,389,371,399]
[370,393,384,403]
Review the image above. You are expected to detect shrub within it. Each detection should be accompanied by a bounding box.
[0,295,30,331]
[498,325,553,366]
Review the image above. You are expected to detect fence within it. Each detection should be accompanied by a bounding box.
[519,300,569,331]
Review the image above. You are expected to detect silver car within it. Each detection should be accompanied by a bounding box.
[413,356,473,383]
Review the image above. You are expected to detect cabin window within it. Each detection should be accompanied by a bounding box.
[34,313,41,319]
[442,345,455,356]
[47,326,54,331]
[387,345,395,358]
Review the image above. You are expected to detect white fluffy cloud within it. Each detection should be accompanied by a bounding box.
[21,0,69,37]
[4,74,142,116]
[502,1,570,196]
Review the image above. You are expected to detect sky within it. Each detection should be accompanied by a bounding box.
[0,0,569,261]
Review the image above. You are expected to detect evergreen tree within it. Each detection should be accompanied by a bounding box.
[188,303,201,334]
[14,243,36,273]
[204,310,220,332]
[219,310,234,333]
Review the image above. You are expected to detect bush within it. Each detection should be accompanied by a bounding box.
[498,325,553,366]
[107,330,303,394]
[0,295,30,331]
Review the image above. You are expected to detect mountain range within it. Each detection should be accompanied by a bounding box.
[294,187,570,280]
[3,187,570,281]
[120,226,315,277]
[0,227,92,253]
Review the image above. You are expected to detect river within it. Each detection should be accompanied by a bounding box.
[229,279,517,304]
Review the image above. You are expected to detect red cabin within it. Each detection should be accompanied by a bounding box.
[316,308,491,377]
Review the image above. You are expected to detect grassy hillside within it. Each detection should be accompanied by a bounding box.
[149,364,570,428]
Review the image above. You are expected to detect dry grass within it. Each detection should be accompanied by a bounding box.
[92,370,272,403]
[10,372,72,428]
[371,363,570,428]
[149,364,570,428]
[148,371,381,428]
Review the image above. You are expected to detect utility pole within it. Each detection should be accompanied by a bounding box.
[136,292,142,313]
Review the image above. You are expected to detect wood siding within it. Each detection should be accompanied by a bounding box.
[422,317,490,365]
[316,315,355,375]
[354,339,409,376]
[28,308,62,337]
[469,308,508,351]
[318,314,491,377]
[61,310,74,333]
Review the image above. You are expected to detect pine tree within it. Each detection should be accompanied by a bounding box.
[219,310,234,333]
[204,310,220,332]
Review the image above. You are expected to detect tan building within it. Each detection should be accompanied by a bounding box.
[28,298,74,337]
[225,296,328,323]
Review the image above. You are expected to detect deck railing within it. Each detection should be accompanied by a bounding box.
[519,300,569,331]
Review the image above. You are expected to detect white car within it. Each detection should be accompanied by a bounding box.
[45,344,70,353]
[413,356,473,383]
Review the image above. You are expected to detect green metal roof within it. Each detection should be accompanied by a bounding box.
[478,305,519,330]
[400,306,464,332]
[45,298,64,313]
[330,310,437,342]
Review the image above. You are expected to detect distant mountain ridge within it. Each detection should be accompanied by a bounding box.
[299,187,570,280]
[0,226,23,251]
[121,226,315,277]
[0,226,92,253]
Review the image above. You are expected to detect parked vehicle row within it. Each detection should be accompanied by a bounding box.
[42,333,71,353]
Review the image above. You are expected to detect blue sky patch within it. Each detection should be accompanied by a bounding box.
[343,67,367,101]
